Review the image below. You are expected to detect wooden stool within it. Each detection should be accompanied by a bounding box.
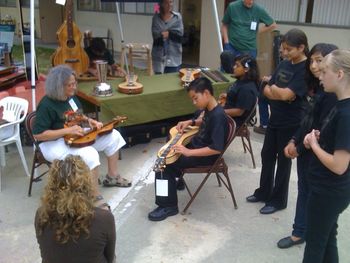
[120,43,153,76]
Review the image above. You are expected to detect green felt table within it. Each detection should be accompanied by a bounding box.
[77,73,235,126]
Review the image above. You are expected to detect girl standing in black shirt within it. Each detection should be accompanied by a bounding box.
[246,29,309,214]
[277,43,338,249]
[302,49,350,263]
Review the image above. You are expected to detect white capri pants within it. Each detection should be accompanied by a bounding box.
[39,129,126,170]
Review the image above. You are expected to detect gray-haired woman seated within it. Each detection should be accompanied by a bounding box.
[33,65,131,206]
[35,155,116,263]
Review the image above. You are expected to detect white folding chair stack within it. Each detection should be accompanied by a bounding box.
[0,96,29,191]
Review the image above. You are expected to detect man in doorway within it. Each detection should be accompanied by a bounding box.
[221,0,277,133]
[221,0,277,58]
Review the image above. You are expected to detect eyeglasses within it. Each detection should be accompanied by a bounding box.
[66,81,78,88]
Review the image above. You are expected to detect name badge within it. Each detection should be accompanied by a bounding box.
[250,21,257,31]
[69,98,78,112]
[156,179,168,197]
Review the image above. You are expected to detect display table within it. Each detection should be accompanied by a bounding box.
[77,73,235,126]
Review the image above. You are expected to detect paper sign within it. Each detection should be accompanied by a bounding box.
[156,179,168,197]
[56,0,66,5]
[69,98,78,112]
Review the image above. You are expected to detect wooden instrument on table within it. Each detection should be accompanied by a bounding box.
[64,116,127,148]
[52,0,89,76]
[153,125,199,172]
[179,68,201,87]
[118,73,143,94]
[0,67,26,88]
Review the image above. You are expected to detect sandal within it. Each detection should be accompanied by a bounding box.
[102,175,132,188]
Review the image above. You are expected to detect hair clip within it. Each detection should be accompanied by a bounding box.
[244,59,251,68]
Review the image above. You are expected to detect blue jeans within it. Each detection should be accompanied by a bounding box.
[155,66,180,74]
[223,43,257,59]
[258,96,269,127]
[292,152,311,239]
[164,66,180,73]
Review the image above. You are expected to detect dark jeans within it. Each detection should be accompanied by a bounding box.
[155,155,217,207]
[258,96,269,127]
[292,152,311,239]
[223,43,257,59]
[155,66,181,75]
[253,126,298,208]
[303,192,350,263]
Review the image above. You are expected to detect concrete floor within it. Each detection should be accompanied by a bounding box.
[0,128,349,263]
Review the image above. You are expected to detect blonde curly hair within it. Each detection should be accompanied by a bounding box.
[36,155,95,243]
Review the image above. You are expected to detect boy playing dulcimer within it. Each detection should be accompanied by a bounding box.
[148,77,229,221]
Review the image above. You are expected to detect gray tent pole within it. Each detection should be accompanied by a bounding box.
[30,0,36,111]
[115,2,129,75]
[211,0,223,53]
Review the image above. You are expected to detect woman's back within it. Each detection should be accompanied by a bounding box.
[35,207,116,263]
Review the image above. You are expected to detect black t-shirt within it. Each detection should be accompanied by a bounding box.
[191,105,228,153]
[33,95,82,135]
[268,60,308,128]
[308,98,350,197]
[294,87,338,154]
[224,79,258,127]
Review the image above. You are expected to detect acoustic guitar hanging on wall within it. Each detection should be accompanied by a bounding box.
[52,0,89,76]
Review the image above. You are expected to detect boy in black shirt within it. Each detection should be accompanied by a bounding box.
[148,77,229,221]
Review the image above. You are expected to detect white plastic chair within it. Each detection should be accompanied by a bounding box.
[0,96,30,190]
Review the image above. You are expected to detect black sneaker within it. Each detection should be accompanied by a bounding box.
[148,206,179,221]
[277,236,305,249]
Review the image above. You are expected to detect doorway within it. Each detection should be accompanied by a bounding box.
[39,0,63,43]
[180,0,201,67]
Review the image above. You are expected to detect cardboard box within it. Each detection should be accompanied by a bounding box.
[257,30,277,77]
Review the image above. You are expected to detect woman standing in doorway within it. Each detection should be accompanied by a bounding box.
[151,0,183,74]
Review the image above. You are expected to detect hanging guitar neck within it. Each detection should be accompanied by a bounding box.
[52,0,89,76]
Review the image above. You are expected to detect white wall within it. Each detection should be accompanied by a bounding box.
[198,0,350,69]
[1,7,41,38]
[75,10,153,53]
[199,0,225,69]
[276,23,350,49]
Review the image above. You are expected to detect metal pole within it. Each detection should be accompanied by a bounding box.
[30,0,36,111]
[211,0,223,53]
[115,2,129,75]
